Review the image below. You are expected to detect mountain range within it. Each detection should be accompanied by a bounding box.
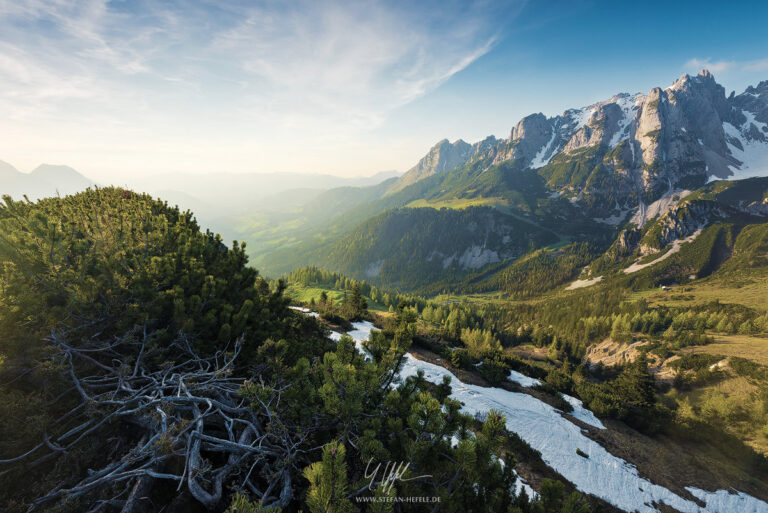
[390,70,767,214]
[252,70,768,293]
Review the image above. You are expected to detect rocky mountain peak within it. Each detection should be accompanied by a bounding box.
[386,138,475,194]
[511,113,549,141]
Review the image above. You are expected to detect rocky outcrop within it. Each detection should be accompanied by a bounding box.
[387,136,498,194]
[388,139,470,192]
[639,201,724,254]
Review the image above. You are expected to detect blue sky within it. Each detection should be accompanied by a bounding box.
[1,0,767,180]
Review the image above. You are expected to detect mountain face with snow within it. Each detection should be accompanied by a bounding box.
[388,70,768,218]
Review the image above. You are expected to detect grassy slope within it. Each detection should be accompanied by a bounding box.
[679,335,768,365]
[284,284,389,312]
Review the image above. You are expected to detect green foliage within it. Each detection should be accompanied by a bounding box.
[576,354,671,433]
[304,440,354,513]
[538,145,607,189]
[730,357,768,381]
[480,243,597,299]
[0,188,292,363]
[0,188,331,511]
[225,493,282,513]
[461,327,501,357]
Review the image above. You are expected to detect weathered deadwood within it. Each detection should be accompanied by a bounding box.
[0,329,304,512]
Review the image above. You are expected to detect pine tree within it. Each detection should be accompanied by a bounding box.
[303,441,354,513]
[225,493,282,513]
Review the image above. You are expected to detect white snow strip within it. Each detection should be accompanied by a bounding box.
[609,94,640,147]
[630,189,692,227]
[494,456,539,499]
[530,125,559,169]
[398,353,766,513]
[513,468,538,499]
[507,370,542,388]
[571,108,593,130]
[308,314,768,513]
[289,306,319,317]
[686,487,768,513]
[722,116,768,180]
[623,229,703,274]
[561,394,606,429]
[566,276,603,290]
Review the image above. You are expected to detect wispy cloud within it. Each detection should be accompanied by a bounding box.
[208,1,515,134]
[0,0,521,136]
[684,57,768,74]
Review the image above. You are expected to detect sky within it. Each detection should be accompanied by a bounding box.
[1,0,767,181]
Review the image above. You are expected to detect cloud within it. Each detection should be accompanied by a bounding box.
[684,58,735,73]
[208,1,517,133]
[684,57,768,74]
[743,58,768,72]
[0,0,522,135]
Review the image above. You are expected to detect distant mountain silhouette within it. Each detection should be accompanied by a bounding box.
[0,161,93,200]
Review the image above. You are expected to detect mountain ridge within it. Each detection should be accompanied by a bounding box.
[0,161,93,200]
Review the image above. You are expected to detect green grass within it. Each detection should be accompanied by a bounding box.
[669,376,768,456]
[285,285,389,312]
[680,335,768,365]
[405,197,509,210]
[638,268,768,311]
[430,291,507,305]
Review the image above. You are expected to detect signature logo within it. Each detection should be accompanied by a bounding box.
[364,458,432,494]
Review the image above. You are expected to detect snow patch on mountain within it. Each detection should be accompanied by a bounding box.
[567,106,594,132]
[561,394,606,429]
[609,93,642,147]
[623,228,703,274]
[631,190,693,227]
[496,457,539,499]
[723,115,768,180]
[398,352,762,513]
[507,370,605,428]
[686,487,768,513]
[566,276,603,290]
[530,124,559,169]
[288,306,319,318]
